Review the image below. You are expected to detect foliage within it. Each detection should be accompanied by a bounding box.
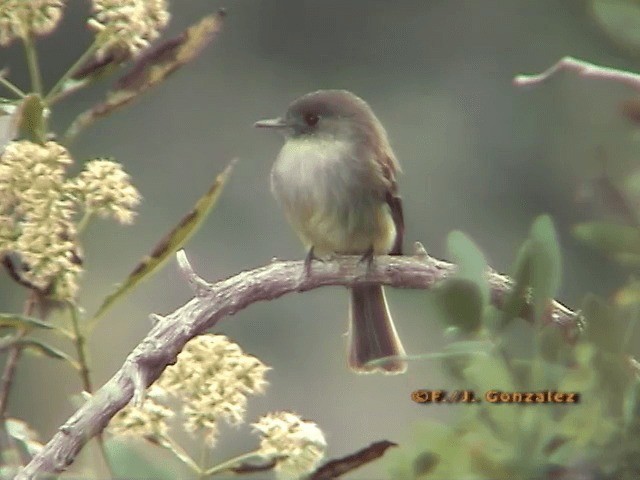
[388,217,640,479]
[0,2,233,477]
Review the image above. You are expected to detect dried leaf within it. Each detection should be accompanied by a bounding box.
[52,50,131,104]
[65,10,225,140]
[309,440,398,479]
[0,313,54,331]
[17,338,80,369]
[91,160,235,322]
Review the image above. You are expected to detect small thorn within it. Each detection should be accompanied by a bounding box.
[413,241,428,258]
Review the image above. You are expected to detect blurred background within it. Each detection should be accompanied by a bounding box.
[2,0,640,477]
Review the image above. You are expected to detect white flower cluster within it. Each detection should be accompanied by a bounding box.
[110,334,270,447]
[88,0,170,58]
[0,141,141,299]
[0,0,65,46]
[0,141,78,298]
[70,159,141,225]
[109,335,327,478]
[253,411,327,479]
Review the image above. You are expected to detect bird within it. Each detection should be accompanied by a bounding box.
[255,89,407,374]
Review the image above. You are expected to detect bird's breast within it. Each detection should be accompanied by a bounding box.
[270,137,395,255]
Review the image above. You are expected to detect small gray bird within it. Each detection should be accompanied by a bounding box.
[255,90,407,374]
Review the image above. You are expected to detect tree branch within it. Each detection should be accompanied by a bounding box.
[17,248,580,479]
[513,56,640,91]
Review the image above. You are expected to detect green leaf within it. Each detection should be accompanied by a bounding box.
[446,230,489,304]
[581,294,624,353]
[573,222,640,259]
[613,278,640,306]
[536,326,566,363]
[557,398,617,448]
[386,422,454,480]
[0,314,54,331]
[17,339,79,369]
[622,378,640,431]
[18,94,45,141]
[439,340,492,380]
[499,239,533,329]
[529,215,562,322]
[434,279,483,332]
[90,160,235,323]
[590,0,640,51]
[64,11,225,141]
[499,216,561,327]
[624,170,640,198]
[558,343,597,392]
[612,252,640,266]
[413,451,439,477]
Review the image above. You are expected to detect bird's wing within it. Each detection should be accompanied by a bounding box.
[381,153,404,255]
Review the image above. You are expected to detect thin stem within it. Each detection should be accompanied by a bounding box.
[0,294,37,468]
[0,349,23,470]
[158,435,201,473]
[45,41,100,105]
[204,450,266,477]
[0,348,22,419]
[22,33,43,97]
[22,32,47,142]
[68,303,93,393]
[67,303,115,477]
[197,441,210,480]
[0,293,36,418]
[0,293,38,469]
[0,76,26,98]
[77,211,93,235]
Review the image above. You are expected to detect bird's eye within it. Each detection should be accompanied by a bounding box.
[304,113,319,126]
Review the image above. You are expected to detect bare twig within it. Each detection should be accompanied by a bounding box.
[513,56,640,91]
[16,251,579,479]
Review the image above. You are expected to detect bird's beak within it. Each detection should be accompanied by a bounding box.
[254,117,288,129]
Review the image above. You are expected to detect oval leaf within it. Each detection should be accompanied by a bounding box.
[581,294,624,354]
[529,215,562,322]
[573,222,640,258]
[446,230,489,305]
[434,278,483,333]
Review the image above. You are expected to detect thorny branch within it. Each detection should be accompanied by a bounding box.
[17,248,580,479]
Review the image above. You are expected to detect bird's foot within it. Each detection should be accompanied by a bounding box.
[303,246,321,278]
[358,245,375,274]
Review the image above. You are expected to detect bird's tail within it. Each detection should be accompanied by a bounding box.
[348,284,407,374]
